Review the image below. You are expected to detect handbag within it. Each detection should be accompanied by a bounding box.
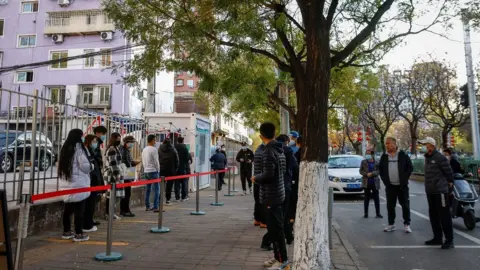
[124,167,136,181]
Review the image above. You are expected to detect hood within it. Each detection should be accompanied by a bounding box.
[160,143,174,153]
[175,143,187,150]
[270,141,284,155]
[328,168,362,178]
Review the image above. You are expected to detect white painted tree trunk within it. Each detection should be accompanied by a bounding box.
[293,161,330,270]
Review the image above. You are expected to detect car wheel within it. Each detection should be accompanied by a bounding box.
[38,155,51,171]
[0,155,14,173]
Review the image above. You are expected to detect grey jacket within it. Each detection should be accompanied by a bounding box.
[359,159,381,190]
[424,150,454,194]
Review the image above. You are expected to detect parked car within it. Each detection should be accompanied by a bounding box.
[0,131,55,173]
[328,154,364,195]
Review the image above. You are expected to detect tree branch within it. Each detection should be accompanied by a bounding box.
[268,92,297,118]
[327,0,339,28]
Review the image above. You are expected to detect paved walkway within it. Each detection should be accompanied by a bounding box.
[22,188,365,270]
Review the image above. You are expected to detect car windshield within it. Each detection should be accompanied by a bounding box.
[328,156,363,168]
[0,133,17,147]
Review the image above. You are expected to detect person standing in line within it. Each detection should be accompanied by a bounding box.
[220,144,227,185]
[379,137,413,233]
[83,135,104,233]
[289,136,302,224]
[104,133,124,220]
[91,125,108,226]
[142,134,161,212]
[443,148,463,174]
[420,137,455,249]
[159,138,179,205]
[119,136,139,217]
[252,122,289,270]
[210,148,227,191]
[288,131,299,154]
[175,136,192,202]
[360,150,382,219]
[236,142,255,196]
[59,129,93,242]
[254,142,268,231]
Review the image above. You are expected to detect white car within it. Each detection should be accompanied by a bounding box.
[328,155,364,194]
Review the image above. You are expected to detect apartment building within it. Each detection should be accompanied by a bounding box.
[174,71,207,115]
[0,0,132,116]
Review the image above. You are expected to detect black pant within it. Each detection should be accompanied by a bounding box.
[283,190,293,242]
[265,204,288,262]
[364,183,380,215]
[163,172,180,201]
[181,178,189,199]
[254,184,265,223]
[83,193,99,229]
[427,193,454,242]
[386,185,411,225]
[120,180,132,213]
[288,181,298,221]
[216,172,225,190]
[240,170,252,191]
[63,199,87,234]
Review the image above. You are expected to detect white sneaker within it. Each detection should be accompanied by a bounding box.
[264,258,278,267]
[113,214,121,220]
[405,225,412,233]
[267,261,290,270]
[384,225,395,232]
[83,226,98,233]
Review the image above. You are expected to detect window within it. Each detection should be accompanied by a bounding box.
[0,19,4,36]
[50,51,68,69]
[15,71,34,83]
[21,1,38,13]
[50,88,66,104]
[187,79,194,88]
[84,49,95,68]
[176,79,184,86]
[99,86,110,105]
[100,49,111,67]
[82,87,94,105]
[18,35,36,47]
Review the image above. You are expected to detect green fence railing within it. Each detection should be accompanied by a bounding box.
[411,158,479,182]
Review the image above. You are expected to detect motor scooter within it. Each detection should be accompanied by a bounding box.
[451,173,479,230]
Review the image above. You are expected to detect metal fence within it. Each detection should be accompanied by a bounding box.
[412,158,480,182]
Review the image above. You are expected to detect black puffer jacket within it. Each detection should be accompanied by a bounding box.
[175,143,191,173]
[424,150,454,194]
[158,143,179,175]
[255,141,286,205]
[282,144,297,192]
[253,144,265,188]
[236,149,254,173]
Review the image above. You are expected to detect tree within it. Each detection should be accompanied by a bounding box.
[343,110,362,154]
[104,0,455,268]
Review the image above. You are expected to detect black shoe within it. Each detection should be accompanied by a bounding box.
[364,214,368,218]
[93,221,101,226]
[261,243,273,251]
[286,238,294,245]
[376,214,383,218]
[425,238,443,245]
[121,212,135,217]
[441,241,454,249]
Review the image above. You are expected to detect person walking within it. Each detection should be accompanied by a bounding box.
[83,135,104,233]
[104,133,124,220]
[175,136,192,201]
[360,150,382,218]
[236,142,254,195]
[420,137,455,249]
[142,134,161,212]
[252,122,289,270]
[59,129,93,242]
[379,137,413,233]
[210,148,227,191]
[159,138,179,205]
[119,136,139,217]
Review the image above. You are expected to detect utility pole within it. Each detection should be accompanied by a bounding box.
[462,9,480,159]
[146,77,155,113]
[279,82,290,134]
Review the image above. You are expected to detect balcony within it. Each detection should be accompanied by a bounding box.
[44,9,115,35]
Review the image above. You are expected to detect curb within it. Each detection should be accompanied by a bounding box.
[332,220,367,270]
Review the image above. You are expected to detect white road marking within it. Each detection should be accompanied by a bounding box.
[380,195,480,245]
[334,202,386,205]
[371,245,480,249]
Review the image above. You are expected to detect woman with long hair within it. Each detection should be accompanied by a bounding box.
[104,132,123,220]
[119,135,139,217]
[83,134,104,232]
[58,129,93,242]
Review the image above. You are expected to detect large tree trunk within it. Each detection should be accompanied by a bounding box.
[441,128,449,149]
[410,123,418,155]
[380,134,386,153]
[293,7,331,269]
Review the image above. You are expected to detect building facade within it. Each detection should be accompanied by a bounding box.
[0,0,132,115]
[173,71,208,115]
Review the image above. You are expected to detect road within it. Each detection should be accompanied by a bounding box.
[334,180,480,270]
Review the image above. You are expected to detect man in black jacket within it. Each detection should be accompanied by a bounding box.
[379,137,413,233]
[252,122,289,270]
[236,142,254,195]
[253,144,267,229]
[175,137,192,201]
[159,138,179,204]
[420,137,455,249]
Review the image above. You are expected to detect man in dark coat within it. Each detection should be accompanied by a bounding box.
[210,148,227,191]
[159,138,179,204]
[236,142,254,195]
[175,137,192,201]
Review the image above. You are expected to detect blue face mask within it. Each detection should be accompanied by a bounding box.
[365,155,372,160]
[100,135,106,142]
[289,141,296,146]
[128,143,134,149]
[91,143,98,150]
[81,137,85,143]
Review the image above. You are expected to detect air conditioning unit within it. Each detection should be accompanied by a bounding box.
[100,31,113,41]
[52,34,64,43]
[53,104,65,114]
[58,0,70,6]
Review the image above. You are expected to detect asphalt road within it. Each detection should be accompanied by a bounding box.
[334,180,480,270]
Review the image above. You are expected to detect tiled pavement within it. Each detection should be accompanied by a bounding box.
[22,188,365,269]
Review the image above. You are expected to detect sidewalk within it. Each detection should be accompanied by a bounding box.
[22,188,365,270]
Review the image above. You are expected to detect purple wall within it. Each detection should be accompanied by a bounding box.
[0,0,130,114]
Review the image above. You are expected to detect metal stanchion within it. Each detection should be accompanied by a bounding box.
[224,168,234,197]
[191,173,206,215]
[151,177,170,233]
[95,183,122,261]
[328,187,334,250]
[231,167,239,193]
[211,171,224,206]
[14,194,30,270]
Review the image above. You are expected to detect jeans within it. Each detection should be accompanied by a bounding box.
[144,172,160,209]
[178,168,189,199]
[83,193,99,230]
[427,193,454,242]
[240,170,252,191]
[63,199,87,234]
[265,204,288,263]
[386,185,411,225]
[120,180,132,213]
[364,183,380,216]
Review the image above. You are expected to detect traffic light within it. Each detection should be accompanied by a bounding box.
[460,84,469,108]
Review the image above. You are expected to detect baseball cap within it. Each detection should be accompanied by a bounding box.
[289,131,299,138]
[418,137,436,146]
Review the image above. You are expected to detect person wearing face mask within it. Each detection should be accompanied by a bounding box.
[82,135,104,232]
[360,150,382,219]
[288,131,299,154]
[104,133,124,220]
[119,136,139,217]
[236,142,255,195]
[92,126,107,226]
[443,148,463,174]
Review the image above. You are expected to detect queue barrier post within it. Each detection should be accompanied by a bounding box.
[224,167,234,197]
[95,182,122,261]
[231,167,239,193]
[191,173,206,215]
[211,171,224,206]
[151,177,170,233]
[14,193,30,270]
